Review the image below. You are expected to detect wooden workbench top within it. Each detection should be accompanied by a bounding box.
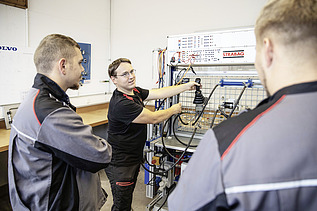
[0,128,11,153]
[0,103,108,152]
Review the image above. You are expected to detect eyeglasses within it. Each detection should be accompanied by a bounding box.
[114,69,136,78]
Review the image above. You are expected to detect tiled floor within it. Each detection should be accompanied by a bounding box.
[100,168,153,211]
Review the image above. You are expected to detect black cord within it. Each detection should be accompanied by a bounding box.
[146,175,156,186]
[161,118,191,161]
[192,83,219,126]
[142,119,197,176]
[174,68,187,84]
[143,154,158,168]
[228,84,247,118]
[156,98,166,111]
[172,112,198,147]
[176,112,189,125]
[141,162,166,176]
[155,66,190,112]
[210,109,219,128]
[157,182,177,211]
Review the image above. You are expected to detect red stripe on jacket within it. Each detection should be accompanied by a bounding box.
[33,90,42,126]
[221,95,286,160]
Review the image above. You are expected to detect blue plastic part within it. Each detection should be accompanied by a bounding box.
[144,163,149,184]
[145,141,150,147]
[78,43,91,83]
[219,79,253,87]
[155,176,161,186]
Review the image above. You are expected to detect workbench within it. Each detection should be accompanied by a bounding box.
[0,103,109,153]
[0,103,109,209]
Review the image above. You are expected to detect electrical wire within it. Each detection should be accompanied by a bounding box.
[157,184,176,211]
[192,83,219,126]
[210,109,219,128]
[146,175,157,186]
[157,48,166,89]
[142,118,197,176]
[175,63,192,86]
[172,112,198,147]
[144,52,198,176]
[209,83,249,128]
[228,84,247,117]
[160,117,192,161]
[174,68,187,84]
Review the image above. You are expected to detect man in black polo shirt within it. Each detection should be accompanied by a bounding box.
[106,58,198,210]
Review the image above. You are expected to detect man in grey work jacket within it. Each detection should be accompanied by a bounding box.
[8,34,112,210]
[168,0,317,210]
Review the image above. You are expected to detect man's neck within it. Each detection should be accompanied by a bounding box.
[117,87,134,95]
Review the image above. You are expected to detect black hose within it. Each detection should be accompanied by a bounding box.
[210,84,248,128]
[228,84,247,118]
[141,162,166,176]
[210,109,219,128]
[192,84,219,126]
[160,118,191,161]
[161,127,197,173]
[142,117,196,176]
[157,185,174,211]
[172,112,198,147]
[156,98,166,111]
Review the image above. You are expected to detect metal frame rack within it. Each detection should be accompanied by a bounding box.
[145,28,266,210]
[172,65,266,137]
[145,64,267,211]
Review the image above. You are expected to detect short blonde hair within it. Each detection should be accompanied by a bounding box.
[255,0,317,46]
[34,34,80,73]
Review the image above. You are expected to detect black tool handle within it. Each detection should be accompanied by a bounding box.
[195,78,201,91]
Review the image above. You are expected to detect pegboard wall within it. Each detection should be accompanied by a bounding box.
[172,65,266,137]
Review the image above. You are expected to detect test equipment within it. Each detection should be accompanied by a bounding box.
[145,27,266,210]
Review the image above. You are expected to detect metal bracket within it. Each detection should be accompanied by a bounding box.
[2,103,20,129]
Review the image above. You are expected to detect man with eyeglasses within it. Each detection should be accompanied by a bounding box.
[106,58,198,210]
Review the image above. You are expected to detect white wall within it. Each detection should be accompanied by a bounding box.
[27,0,111,97]
[0,0,111,119]
[0,0,268,119]
[110,0,268,90]
[0,0,112,119]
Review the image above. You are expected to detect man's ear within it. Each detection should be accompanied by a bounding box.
[110,76,117,85]
[59,58,67,75]
[263,38,274,68]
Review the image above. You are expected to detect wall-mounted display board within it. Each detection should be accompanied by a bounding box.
[0,43,107,106]
[0,0,27,9]
[0,45,35,105]
[167,27,256,66]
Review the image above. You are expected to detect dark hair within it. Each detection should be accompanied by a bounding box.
[108,58,131,77]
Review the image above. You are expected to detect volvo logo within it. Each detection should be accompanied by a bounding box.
[0,46,18,51]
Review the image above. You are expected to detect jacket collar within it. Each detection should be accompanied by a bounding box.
[32,73,76,111]
[258,81,317,107]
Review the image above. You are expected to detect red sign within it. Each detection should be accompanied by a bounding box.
[223,50,244,58]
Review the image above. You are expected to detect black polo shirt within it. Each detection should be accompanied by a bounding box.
[107,87,149,166]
